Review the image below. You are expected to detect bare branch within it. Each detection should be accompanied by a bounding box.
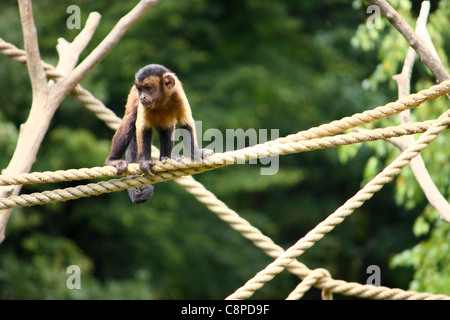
[415,1,440,62]
[367,0,450,82]
[55,12,102,76]
[56,0,162,98]
[410,157,450,223]
[0,0,162,243]
[1,0,52,242]
[18,0,48,99]
[391,1,450,223]
[392,47,415,103]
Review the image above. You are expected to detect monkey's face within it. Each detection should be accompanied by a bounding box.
[135,78,161,109]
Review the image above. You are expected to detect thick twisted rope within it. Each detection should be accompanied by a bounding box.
[175,176,312,275]
[179,176,450,300]
[294,275,450,300]
[0,119,437,188]
[0,118,447,209]
[286,268,333,300]
[226,108,450,300]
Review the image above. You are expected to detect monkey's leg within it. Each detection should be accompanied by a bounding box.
[158,126,175,163]
[125,134,138,164]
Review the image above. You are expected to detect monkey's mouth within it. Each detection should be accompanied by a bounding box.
[141,101,156,109]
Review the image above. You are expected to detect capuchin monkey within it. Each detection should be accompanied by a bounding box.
[106,64,213,204]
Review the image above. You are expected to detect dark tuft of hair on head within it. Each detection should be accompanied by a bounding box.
[135,64,170,82]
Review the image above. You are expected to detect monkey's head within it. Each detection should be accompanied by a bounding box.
[135,64,176,110]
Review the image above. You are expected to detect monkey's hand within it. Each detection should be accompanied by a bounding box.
[192,148,214,161]
[139,159,155,175]
[106,159,128,175]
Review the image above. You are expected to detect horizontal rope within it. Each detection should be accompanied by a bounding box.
[1,118,447,210]
[0,119,441,188]
[311,277,450,300]
[0,78,448,190]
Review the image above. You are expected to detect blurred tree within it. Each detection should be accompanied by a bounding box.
[0,0,439,299]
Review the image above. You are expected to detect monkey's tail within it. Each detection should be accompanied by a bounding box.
[127,184,154,204]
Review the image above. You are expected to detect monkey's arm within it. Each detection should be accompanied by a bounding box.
[179,121,213,161]
[106,109,137,175]
[136,126,154,175]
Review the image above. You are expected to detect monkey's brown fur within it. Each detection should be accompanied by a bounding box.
[106,64,213,204]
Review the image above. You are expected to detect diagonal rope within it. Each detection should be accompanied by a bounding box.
[225,108,450,300]
[178,176,450,301]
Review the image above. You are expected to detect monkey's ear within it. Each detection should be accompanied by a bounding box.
[163,73,176,90]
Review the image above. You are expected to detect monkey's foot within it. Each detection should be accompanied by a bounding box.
[194,148,214,160]
[161,155,184,163]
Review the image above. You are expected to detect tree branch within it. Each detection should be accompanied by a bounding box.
[367,0,450,82]
[0,0,162,243]
[1,0,51,243]
[55,12,101,76]
[55,0,162,100]
[391,1,450,223]
[18,0,48,99]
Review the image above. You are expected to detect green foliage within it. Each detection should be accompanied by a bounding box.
[391,208,450,294]
[348,0,450,294]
